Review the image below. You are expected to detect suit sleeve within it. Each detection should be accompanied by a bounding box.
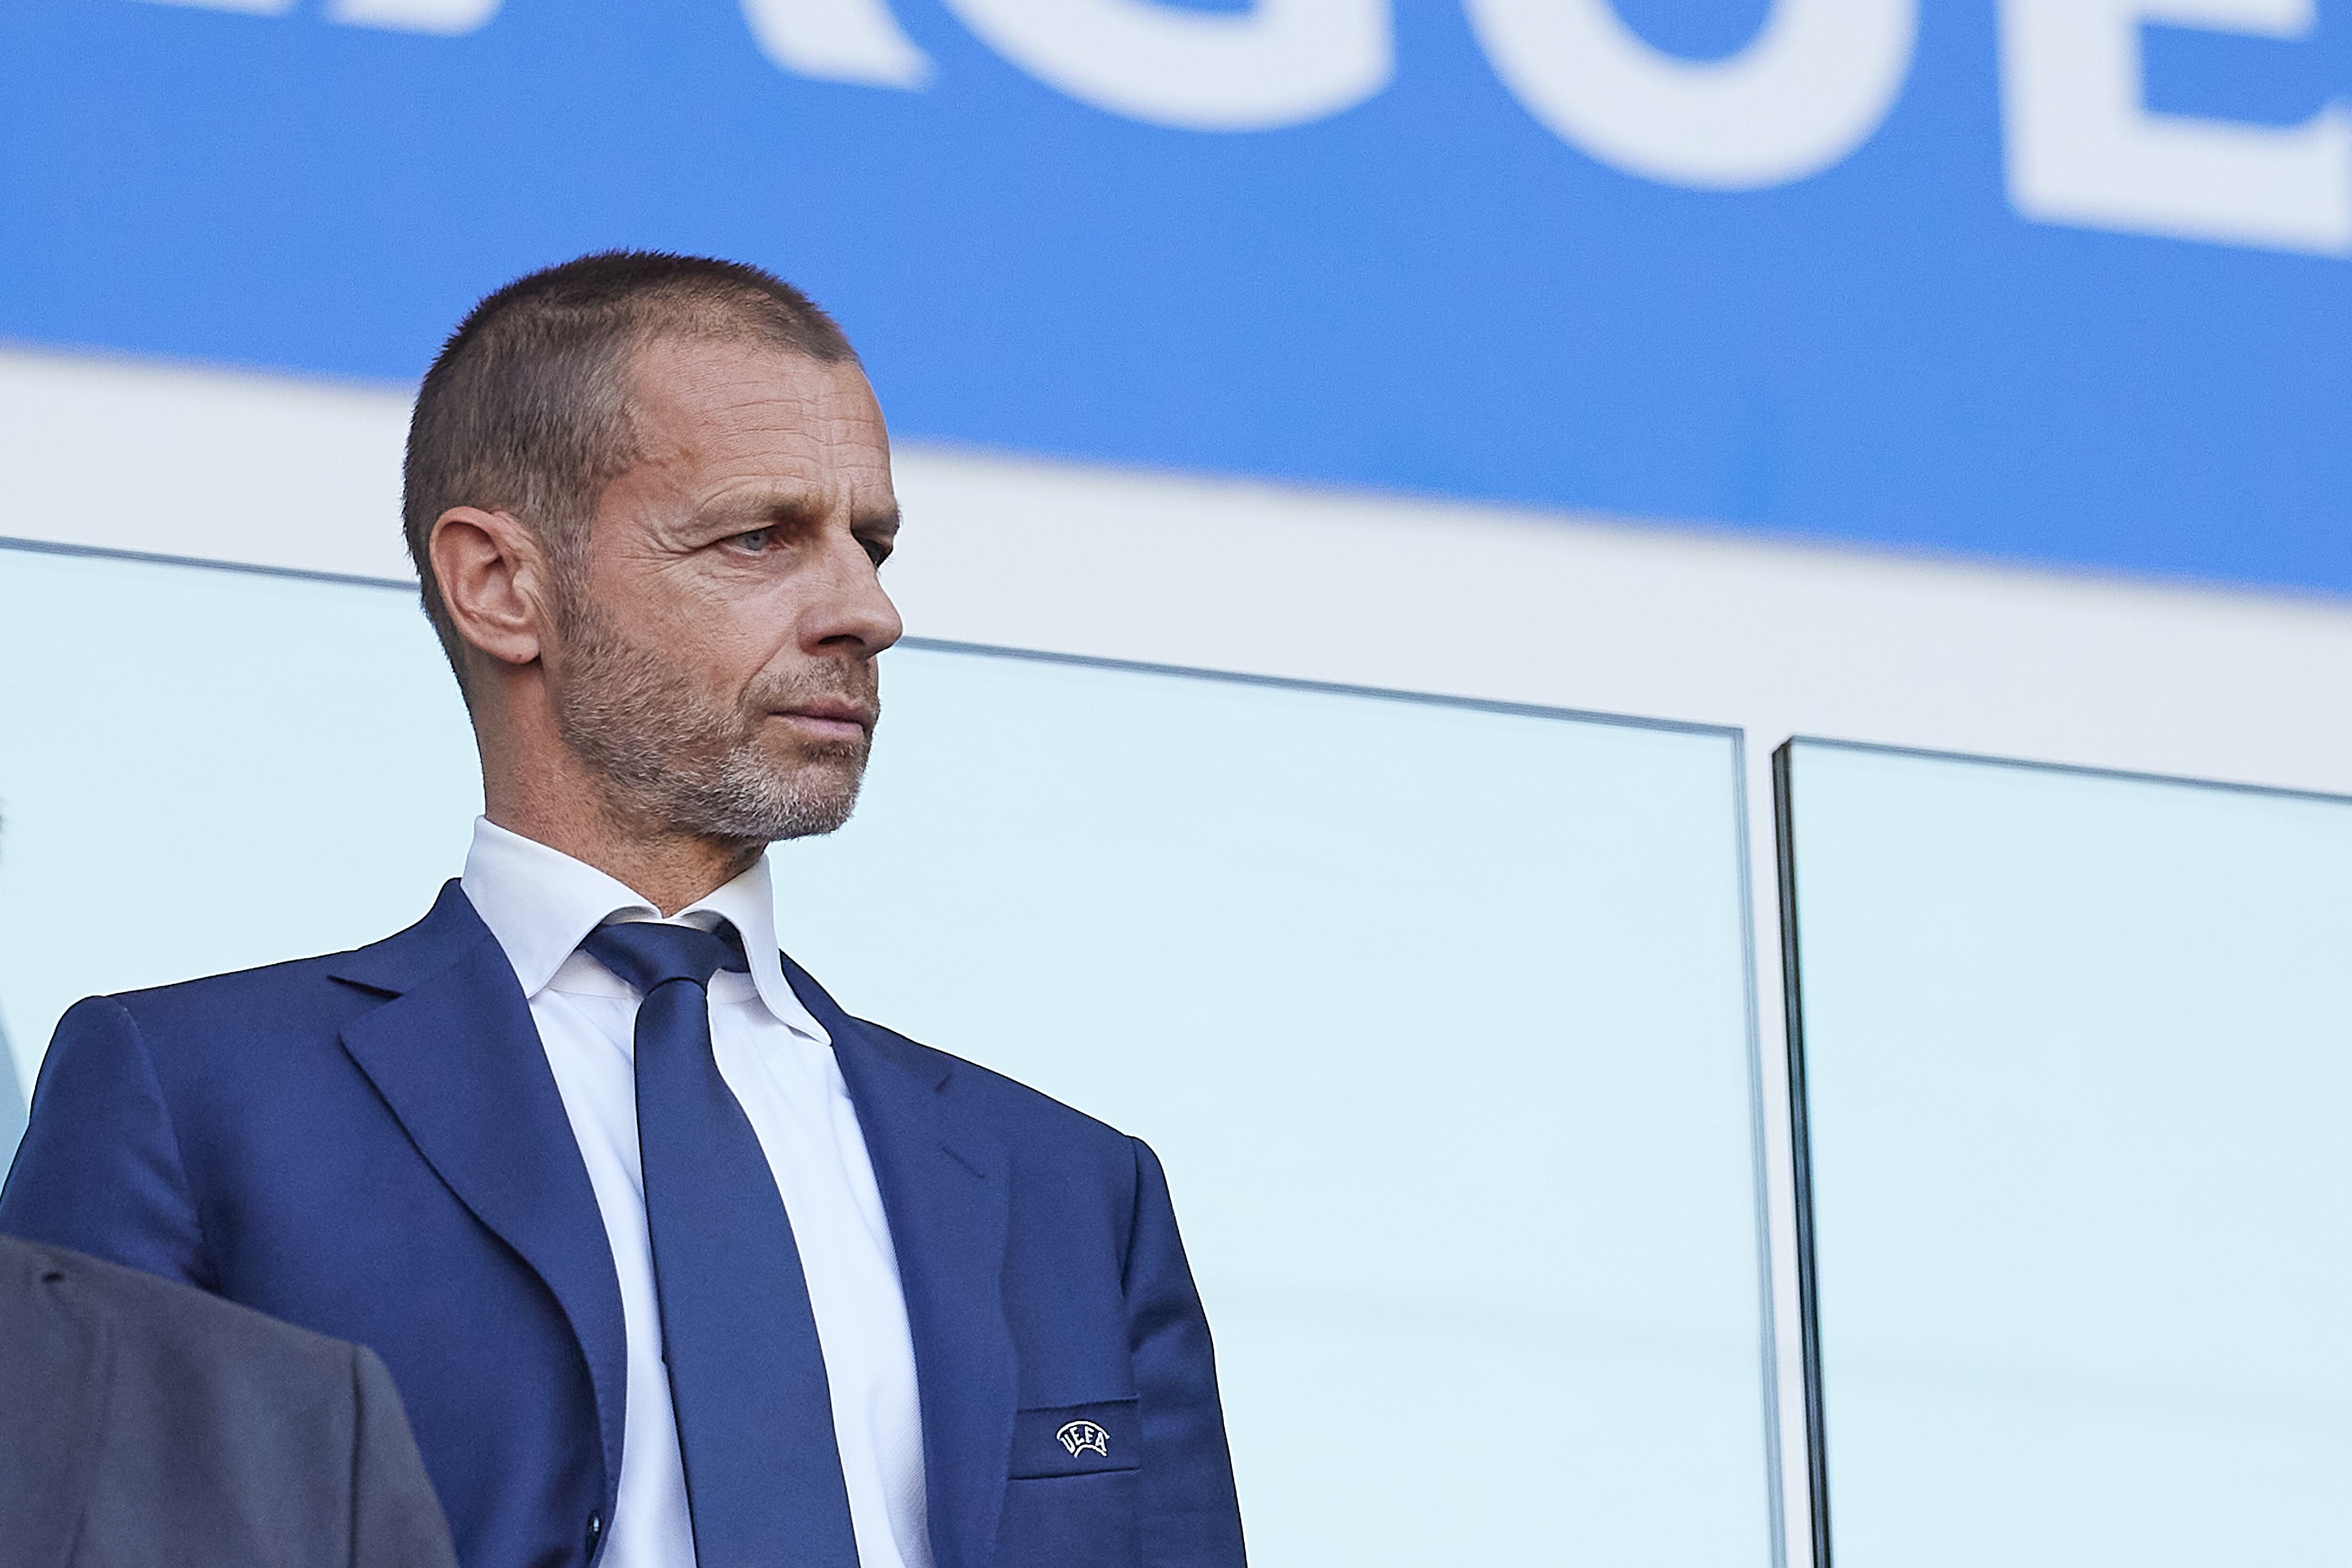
[1123,1136,1248,1567]
[349,1345,460,1568]
[0,996,210,1289]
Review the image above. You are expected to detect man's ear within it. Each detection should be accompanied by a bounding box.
[429,507,550,670]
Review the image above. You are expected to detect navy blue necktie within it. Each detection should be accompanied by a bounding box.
[580,921,860,1568]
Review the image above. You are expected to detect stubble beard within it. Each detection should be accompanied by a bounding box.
[548,594,876,845]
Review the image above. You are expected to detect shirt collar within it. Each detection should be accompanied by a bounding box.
[460,816,828,1044]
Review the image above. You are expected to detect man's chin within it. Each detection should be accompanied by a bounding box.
[762,794,862,843]
[747,759,867,839]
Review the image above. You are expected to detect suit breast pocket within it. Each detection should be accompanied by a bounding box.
[1008,1397,1142,1479]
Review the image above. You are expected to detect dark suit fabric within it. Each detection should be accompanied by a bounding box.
[0,1234,457,1568]
[0,882,1247,1568]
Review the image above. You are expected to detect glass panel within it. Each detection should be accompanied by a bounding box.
[1,541,1777,1563]
[0,1009,20,1161]
[1779,739,2352,1568]
[0,544,485,1100]
[780,649,1776,1565]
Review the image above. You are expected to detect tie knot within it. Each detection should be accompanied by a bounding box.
[580,919,750,995]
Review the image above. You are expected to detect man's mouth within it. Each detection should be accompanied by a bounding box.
[771,700,875,740]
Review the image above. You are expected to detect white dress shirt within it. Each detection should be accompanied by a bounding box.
[462,819,933,1568]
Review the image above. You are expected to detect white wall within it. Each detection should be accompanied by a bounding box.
[11,346,2349,796]
[9,342,2352,1564]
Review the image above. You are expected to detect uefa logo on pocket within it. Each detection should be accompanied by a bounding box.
[1055,1420,1111,1459]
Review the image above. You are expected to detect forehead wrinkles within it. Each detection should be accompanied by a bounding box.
[620,337,874,498]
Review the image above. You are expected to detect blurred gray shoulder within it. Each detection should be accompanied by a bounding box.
[2,1233,354,1387]
[1,1235,456,1568]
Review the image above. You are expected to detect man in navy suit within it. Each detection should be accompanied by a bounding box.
[0,253,1247,1568]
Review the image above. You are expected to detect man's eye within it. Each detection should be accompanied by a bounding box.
[730,528,772,552]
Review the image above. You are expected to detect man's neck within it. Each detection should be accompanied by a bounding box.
[472,685,766,915]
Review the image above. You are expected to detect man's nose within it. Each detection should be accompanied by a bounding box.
[805,533,904,656]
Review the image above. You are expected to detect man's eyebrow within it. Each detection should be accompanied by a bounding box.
[685,491,901,544]
[692,488,827,532]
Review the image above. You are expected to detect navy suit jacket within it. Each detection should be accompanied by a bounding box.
[0,883,1246,1568]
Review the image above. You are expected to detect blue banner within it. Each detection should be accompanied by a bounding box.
[5,0,2349,591]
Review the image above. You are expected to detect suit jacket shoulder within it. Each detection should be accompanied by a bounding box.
[836,1006,1168,1259]
[857,1018,1140,1155]
[99,895,455,1042]
[0,1234,458,1568]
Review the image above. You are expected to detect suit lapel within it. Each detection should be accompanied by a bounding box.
[785,957,1017,1568]
[330,883,629,1494]
[0,1241,110,1568]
